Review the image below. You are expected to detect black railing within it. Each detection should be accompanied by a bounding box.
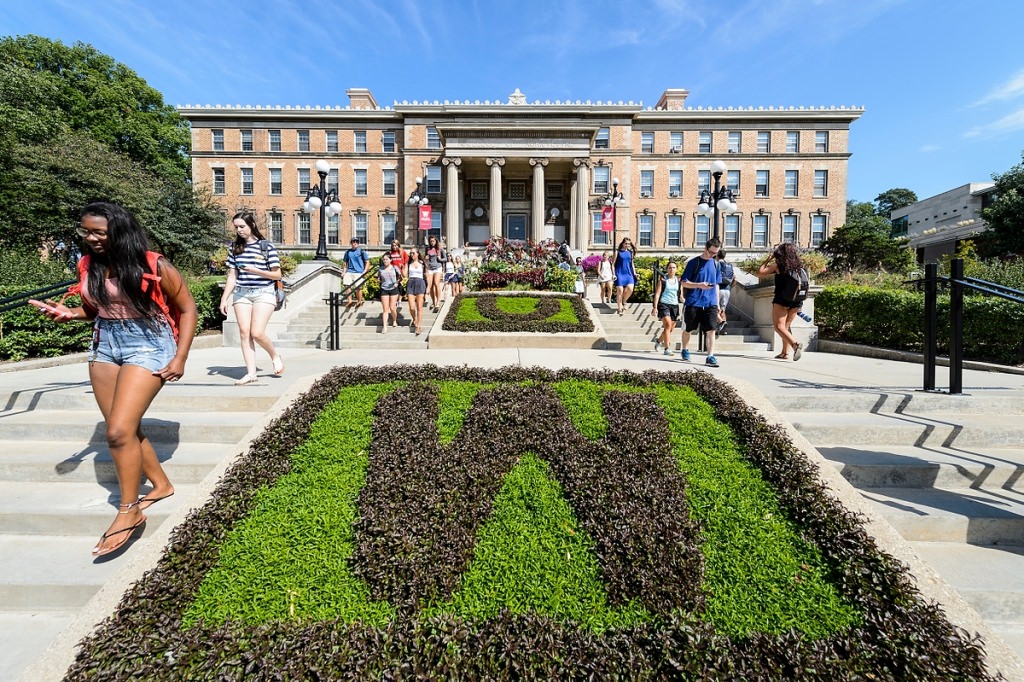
[0,279,77,313]
[327,269,378,351]
[916,258,1024,394]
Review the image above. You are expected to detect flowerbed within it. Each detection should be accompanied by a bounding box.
[442,292,594,334]
[65,367,994,681]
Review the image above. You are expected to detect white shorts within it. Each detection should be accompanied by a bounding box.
[343,272,360,286]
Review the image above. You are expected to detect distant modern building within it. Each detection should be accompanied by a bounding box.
[890,183,997,262]
[178,88,863,257]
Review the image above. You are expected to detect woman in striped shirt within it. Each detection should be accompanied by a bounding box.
[219,212,284,385]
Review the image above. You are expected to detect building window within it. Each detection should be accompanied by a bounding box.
[298,213,311,244]
[381,213,396,244]
[508,181,527,200]
[471,181,488,200]
[698,170,711,194]
[425,166,442,193]
[383,169,396,197]
[268,212,283,243]
[298,168,310,194]
[669,131,682,152]
[327,214,339,245]
[595,127,610,149]
[240,129,253,152]
[426,127,441,149]
[699,132,712,154]
[757,131,770,153]
[240,168,253,195]
[354,169,367,196]
[815,131,829,153]
[638,214,653,247]
[640,171,654,197]
[667,214,681,247]
[753,214,768,247]
[269,130,281,152]
[297,130,310,152]
[755,170,769,197]
[696,215,710,246]
[352,213,368,243]
[726,170,740,195]
[813,170,828,197]
[727,131,741,153]
[592,166,609,194]
[786,131,799,153]
[668,170,682,197]
[327,168,339,194]
[212,168,225,195]
[326,130,338,153]
[382,131,396,153]
[782,214,798,243]
[211,129,224,151]
[428,211,443,242]
[546,182,563,198]
[811,214,827,246]
[784,170,799,198]
[269,168,282,195]
[641,132,654,153]
[591,212,610,245]
[354,130,366,153]
[724,214,740,248]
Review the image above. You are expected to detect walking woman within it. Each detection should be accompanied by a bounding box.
[219,212,284,385]
[405,249,428,335]
[425,235,446,312]
[756,242,805,361]
[598,251,614,304]
[612,237,638,315]
[388,239,408,318]
[651,261,680,355]
[378,253,400,332]
[31,202,197,557]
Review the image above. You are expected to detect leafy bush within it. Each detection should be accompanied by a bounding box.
[0,292,92,361]
[476,268,546,290]
[580,254,602,274]
[444,292,592,333]
[186,276,225,334]
[544,265,576,293]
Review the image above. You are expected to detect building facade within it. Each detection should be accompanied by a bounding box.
[890,182,996,263]
[179,87,862,257]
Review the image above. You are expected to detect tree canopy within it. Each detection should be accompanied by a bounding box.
[978,151,1024,257]
[874,188,918,217]
[819,200,915,274]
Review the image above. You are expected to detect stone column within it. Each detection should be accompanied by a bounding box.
[487,157,505,237]
[442,156,462,249]
[573,158,591,251]
[530,157,548,243]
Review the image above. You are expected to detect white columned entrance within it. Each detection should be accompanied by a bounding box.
[442,156,462,248]
[573,158,591,251]
[487,157,505,237]
[530,157,548,243]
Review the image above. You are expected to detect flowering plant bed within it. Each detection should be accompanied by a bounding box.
[65,367,993,681]
[442,291,594,333]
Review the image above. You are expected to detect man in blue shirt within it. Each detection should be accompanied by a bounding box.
[679,238,723,367]
[342,238,369,307]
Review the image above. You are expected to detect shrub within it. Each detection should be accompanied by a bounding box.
[544,266,576,293]
[186,276,226,333]
[443,292,593,333]
[580,254,602,274]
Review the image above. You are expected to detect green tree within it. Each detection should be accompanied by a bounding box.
[820,201,916,273]
[978,151,1024,256]
[874,188,918,217]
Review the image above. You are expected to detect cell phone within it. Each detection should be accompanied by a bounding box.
[28,299,67,317]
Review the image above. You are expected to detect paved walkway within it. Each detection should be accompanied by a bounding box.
[6,342,1024,681]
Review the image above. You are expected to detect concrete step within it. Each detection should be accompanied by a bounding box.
[0,388,277,414]
[339,336,431,349]
[0,611,76,682]
[0,480,193,535]
[0,440,232,484]
[774,392,1024,416]
[787,412,1024,448]
[820,444,1024,490]
[862,487,1024,544]
[610,340,772,353]
[910,542,1024,622]
[0,535,128,609]
[0,410,260,444]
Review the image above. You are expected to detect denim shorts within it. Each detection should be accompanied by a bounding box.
[89,317,177,372]
[233,284,277,306]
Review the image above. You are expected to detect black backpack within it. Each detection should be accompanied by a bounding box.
[788,267,809,304]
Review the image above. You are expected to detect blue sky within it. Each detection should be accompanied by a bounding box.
[5,0,1024,205]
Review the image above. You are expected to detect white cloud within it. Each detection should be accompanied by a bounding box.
[919,144,940,153]
[970,68,1024,108]
[964,105,1024,139]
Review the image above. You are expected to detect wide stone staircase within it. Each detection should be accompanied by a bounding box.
[594,300,770,354]
[275,299,441,350]
[773,389,1024,658]
[0,374,280,681]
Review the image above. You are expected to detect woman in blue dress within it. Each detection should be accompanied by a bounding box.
[612,237,638,315]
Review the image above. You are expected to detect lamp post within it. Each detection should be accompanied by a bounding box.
[696,160,737,240]
[603,177,625,243]
[302,159,341,261]
[407,176,429,247]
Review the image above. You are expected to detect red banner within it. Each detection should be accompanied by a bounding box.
[601,206,614,232]
[418,205,432,231]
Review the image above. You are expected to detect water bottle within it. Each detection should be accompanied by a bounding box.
[796,310,813,323]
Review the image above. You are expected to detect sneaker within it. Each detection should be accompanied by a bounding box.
[663,348,672,356]
[793,343,803,362]
[705,355,719,368]
[654,340,663,351]
[681,349,691,362]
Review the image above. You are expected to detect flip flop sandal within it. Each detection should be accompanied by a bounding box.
[137,492,174,511]
[234,374,259,386]
[93,501,147,557]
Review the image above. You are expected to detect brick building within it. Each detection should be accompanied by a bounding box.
[178,87,862,257]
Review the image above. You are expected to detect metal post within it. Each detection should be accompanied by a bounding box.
[314,168,329,261]
[949,258,964,395]
[711,171,722,240]
[923,262,937,392]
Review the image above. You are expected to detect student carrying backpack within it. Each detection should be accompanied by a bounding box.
[755,243,809,362]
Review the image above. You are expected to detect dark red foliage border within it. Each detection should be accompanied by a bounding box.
[441,292,595,333]
[62,365,998,681]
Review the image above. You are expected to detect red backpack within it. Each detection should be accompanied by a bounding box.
[68,251,182,342]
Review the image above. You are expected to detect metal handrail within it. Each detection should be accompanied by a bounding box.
[0,279,77,313]
[328,268,379,351]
